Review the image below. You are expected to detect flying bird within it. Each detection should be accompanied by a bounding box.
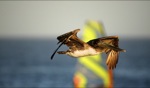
[51,29,126,69]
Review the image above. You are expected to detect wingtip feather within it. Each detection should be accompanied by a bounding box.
[106,50,119,70]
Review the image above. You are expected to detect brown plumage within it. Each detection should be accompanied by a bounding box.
[51,29,126,69]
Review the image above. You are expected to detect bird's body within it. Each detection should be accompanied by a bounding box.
[59,45,100,57]
[51,29,126,69]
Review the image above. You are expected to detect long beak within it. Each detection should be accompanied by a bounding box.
[50,39,66,60]
[51,32,75,60]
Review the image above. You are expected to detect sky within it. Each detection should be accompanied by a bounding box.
[0,1,150,39]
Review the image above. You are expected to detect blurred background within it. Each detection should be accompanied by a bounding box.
[0,1,150,87]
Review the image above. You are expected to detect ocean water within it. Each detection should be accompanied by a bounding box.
[0,38,150,87]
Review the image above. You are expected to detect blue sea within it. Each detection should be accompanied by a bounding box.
[0,38,150,87]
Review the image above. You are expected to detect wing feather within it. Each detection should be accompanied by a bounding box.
[57,29,86,50]
[51,29,88,60]
[87,36,125,69]
[51,29,81,59]
[106,50,119,69]
[99,36,119,47]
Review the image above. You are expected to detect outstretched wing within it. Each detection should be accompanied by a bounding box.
[56,29,79,44]
[100,36,125,69]
[99,36,125,52]
[57,29,86,50]
[87,36,119,51]
[51,29,86,59]
[87,36,125,69]
[99,36,119,47]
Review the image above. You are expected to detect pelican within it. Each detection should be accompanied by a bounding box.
[51,29,126,69]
